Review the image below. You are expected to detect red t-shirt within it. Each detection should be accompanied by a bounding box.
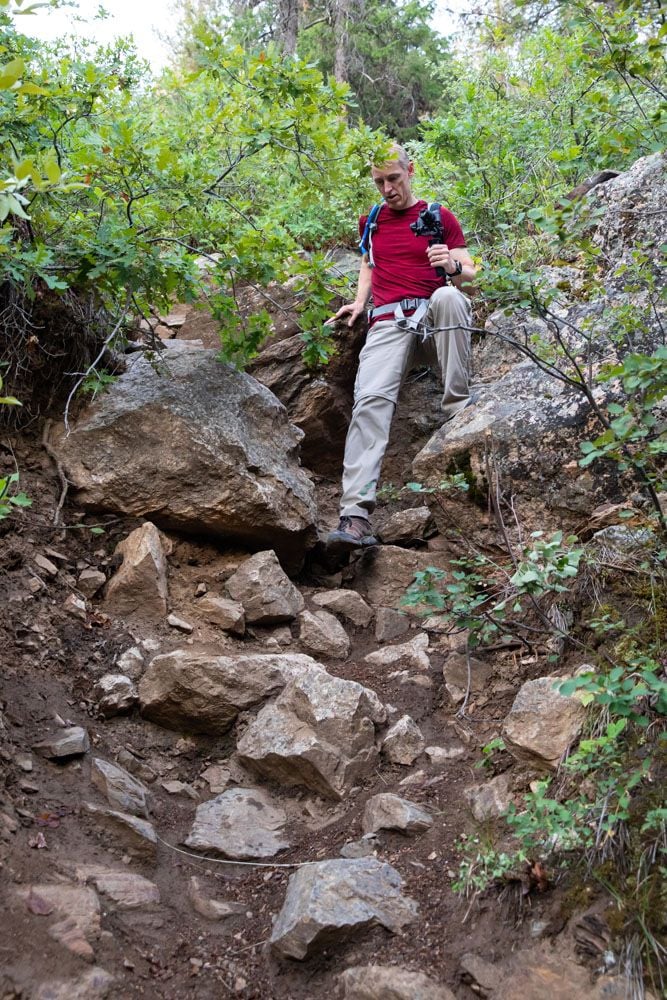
[358,200,466,311]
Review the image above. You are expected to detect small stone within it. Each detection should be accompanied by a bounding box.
[339,835,378,859]
[382,716,425,765]
[63,594,87,619]
[35,554,58,577]
[362,793,433,835]
[199,764,231,793]
[115,646,145,680]
[366,633,430,671]
[94,674,138,717]
[84,803,157,860]
[374,607,411,642]
[443,652,494,705]
[502,675,587,770]
[377,506,435,546]
[188,876,246,921]
[75,865,160,910]
[425,745,465,765]
[195,582,208,597]
[28,577,44,593]
[77,569,106,598]
[167,613,194,633]
[104,523,170,619]
[226,550,304,624]
[464,773,512,822]
[91,758,149,817]
[116,750,157,785]
[312,589,374,627]
[298,608,350,659]
[33,727,90,760]
[161,779,198,799]
[15,754,33,772]
[196,593,245,634]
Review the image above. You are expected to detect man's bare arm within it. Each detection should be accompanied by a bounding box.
[327,259,373,327]
[426,245,478,296]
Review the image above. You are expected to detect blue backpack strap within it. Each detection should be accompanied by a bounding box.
[359,202,383,262]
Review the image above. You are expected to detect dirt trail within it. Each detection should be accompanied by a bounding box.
[0,370,588,1000]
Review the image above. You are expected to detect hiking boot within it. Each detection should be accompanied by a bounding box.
[327,515,377,552]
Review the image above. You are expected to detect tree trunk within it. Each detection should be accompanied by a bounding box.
[333,0,362,83]
[278,0,300,55]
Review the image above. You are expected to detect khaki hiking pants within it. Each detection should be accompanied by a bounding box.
[340,285,473,518]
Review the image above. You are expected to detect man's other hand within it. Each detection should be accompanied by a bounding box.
[325,301,366,328]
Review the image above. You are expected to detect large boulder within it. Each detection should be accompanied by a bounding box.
[51,343,317,571]
[138,649,318,734]
[237,668,386,799]
[270,858,418,960]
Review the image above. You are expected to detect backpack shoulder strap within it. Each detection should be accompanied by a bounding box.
[359,202,383,259]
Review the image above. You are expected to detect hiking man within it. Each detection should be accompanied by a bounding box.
[327,144,478,551]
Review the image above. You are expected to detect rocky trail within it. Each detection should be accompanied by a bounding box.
[0,154,664,999]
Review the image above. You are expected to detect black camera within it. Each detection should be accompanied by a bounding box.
[410,206,445,277]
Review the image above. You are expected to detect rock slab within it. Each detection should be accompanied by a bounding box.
[338,965,455,1000]
[184,788,289,859]
[362,794,433,835]
[270,858,418,960]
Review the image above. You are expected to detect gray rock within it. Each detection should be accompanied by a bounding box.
[339,834,379,859]
[34,967,115,1000]
[312,589,374,627]
[83,803,157,860]
[196,594,245,634]
[74,864,159,910]
[356,546,448,610]
[442,652,494,704]
[94,673,138,717]
[381,716,425,766]
[338,965,455,999]
[365,633,430,671]
[226,550,304,624]
[374,607,410,642]
[299,608,350,660]
[105,522,171,619]
[33,727,90,760]
[270,858,418,959]
[184,788,289,859]
[167,612,193,633]
[425,745,465,766]
[362,794,433,835]
[188,876,247,920]
[77,568,106,598]
[50,345,317,572]
[139,649,318,734]
[17,883,101,963]
[91,758,149,817]
[238,668,386,799]
[502,676,587,769]
[115,646,145,680]
[377,506,435,546]
[464,773,511,822]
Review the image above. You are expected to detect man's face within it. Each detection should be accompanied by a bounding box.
[371,159,415,210]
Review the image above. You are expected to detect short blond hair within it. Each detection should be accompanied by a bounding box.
[387,143,411,169]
